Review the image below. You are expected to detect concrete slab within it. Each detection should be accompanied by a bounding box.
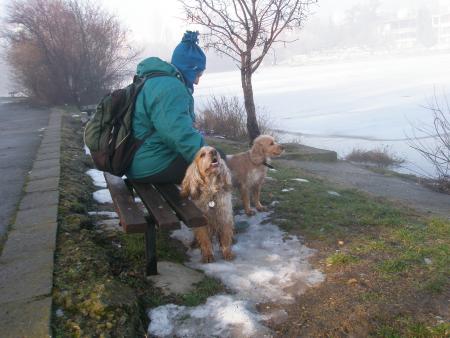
[19,191,59,210]
[0,223,57,261]
[25,177,59,193]
[29,166,60,181]
[280,143,338,162]
[34,152,60,161]
[0,250,54,304]
[32,158,59,170]
[37,144,60,155]
[14,205,58,229]
[0,297,52,338]
[147,261,204,295]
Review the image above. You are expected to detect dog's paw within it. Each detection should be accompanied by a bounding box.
[256,204,267,212]
[201,254,215,264]
[245,209,256,216]
[222,250,235,261]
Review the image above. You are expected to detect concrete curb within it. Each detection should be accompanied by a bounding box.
[0,108,62,338]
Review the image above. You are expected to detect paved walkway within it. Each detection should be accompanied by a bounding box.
[279,159,450,218]
[0,99,51,239]
[0,108,62,338]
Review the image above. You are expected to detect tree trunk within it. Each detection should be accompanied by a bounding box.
[241,68,261,143]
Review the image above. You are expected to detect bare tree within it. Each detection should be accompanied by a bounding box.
[179,0,317,142]
[3,0,140,106]
[409,94,450,190]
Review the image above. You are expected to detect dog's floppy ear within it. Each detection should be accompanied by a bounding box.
[250,138,265,164]
[180,159,203,199]
[218,159,233,191]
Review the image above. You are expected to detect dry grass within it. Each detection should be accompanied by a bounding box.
[345,147,405,168]
[196,95,274,141]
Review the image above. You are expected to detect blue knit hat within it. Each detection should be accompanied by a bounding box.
[171,31,206,91]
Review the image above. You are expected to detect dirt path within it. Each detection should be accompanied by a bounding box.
[278,159,450,219]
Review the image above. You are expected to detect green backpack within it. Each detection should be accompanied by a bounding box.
[84,72,169,176]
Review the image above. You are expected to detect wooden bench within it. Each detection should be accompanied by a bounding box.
[104,173,207,276]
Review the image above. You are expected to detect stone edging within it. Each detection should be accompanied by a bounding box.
[0,108,62,338]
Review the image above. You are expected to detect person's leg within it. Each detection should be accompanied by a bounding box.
[131,155,189,184]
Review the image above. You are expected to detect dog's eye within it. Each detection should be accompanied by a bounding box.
[270,141,274,145]
[200,153,205,158]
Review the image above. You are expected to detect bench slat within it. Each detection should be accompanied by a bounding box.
[104,173,147,233]
[154,184,207,228]
[131,181,180,230]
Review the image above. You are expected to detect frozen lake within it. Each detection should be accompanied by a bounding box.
[196,53,450,177]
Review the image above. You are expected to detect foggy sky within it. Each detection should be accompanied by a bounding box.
[0,0,446,96]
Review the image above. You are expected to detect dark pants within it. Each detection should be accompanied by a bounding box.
[132,155,189,184]
[131,147,226,185]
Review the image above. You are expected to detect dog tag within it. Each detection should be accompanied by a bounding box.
[208,201,215,208]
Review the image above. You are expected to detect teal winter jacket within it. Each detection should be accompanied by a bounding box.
[126,57,204,179]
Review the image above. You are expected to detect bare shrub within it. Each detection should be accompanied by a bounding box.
[345,147,405,168]
[409,94,450,191]
[197,95,274,141]
[3,0,140,106]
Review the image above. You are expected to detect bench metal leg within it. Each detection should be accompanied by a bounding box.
[144,222,158,276]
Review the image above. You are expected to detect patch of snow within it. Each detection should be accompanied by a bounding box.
[270,201,279,206]
[96,219,121,232]
[327,191,341,197]
[88,211,118,218]
[55,309,64,318]
[149,212,324,337]
[149,295,269,338]
[84,144,91,155]
[72,114,80,118]
[281,188,294,192]
[86,169,106,187]
[171,222,195,247]
[292,178,310,183]
[38,127,46,132]
[93,189,112,204]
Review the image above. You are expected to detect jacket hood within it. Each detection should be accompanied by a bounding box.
[136,57,182,79]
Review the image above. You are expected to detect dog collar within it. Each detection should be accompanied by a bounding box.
[263,161,274,169]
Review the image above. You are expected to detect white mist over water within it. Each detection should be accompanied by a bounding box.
[196,53,450,177]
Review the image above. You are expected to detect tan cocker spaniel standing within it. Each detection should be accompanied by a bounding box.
[227,135,284,216]
[181,146,234,263]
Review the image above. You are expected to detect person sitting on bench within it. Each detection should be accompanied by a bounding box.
[126,31,206,184]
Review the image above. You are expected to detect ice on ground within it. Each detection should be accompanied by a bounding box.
[72,114,80,118]
[328,191,341,197]
[86,169,106,187]
[149,295,270,338]
[171,223,195,247]
[84,144,91,155]
[281,188,295,192]
[292,178,309,183]
[96,219,121,232]
[150,212,324,337]
[88,211,118,218]
[93,189,112,204]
